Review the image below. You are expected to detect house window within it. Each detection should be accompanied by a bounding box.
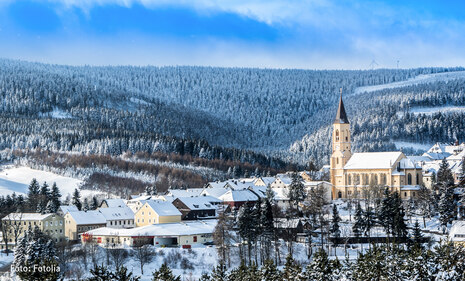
[193,236,197,242]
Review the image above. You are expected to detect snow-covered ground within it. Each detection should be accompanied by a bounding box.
[409,106,465,115]
[394,141,432,152]
[0,166,102,198]
[39,108,73,119]
[354,71,465,95]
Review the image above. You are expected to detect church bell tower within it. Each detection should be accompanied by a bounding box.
[330,89,352,198]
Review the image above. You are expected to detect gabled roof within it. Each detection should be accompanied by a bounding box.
[67,211,106,225]
[219,190,259,202]
[2,213,56,221]
[101,199,127,208]
[59,205,79,215]
[98,207,134,221]
[174,196,217,210]
[255,177,276,186]
[168,189,203,198]
[344,152,403,170]
[144,201,182,217]
[201,187,230,199]
[334,93,349,124]
[248,185,267,198]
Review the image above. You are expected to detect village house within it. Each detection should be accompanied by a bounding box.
[449,220,465,247]
[1,213,65,249]
[134,200,182,227]
[98,206,135,228]
[218,189,259,208]
[64,211,107,241]
[172,196,217,220]
[100,198,127,208]
[81,220,216,248]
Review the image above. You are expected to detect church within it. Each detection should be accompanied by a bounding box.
[330,94,423,200]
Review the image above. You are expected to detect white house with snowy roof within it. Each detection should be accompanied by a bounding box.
[81,220,216,248]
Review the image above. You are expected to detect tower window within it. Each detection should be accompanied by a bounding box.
[335,130,339,141]
[337,158,339,164]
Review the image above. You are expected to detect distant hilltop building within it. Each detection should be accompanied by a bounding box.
[330,93,423,199]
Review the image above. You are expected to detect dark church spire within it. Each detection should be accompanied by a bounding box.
[334,88,349,124]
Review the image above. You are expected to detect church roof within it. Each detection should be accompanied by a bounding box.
[334,94,349,124]
[344,152,403,170]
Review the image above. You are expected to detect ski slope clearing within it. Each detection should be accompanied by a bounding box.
[0,166,99,198]
[354,71,465,95]
[409,106,465,115]
[394,141,432,151]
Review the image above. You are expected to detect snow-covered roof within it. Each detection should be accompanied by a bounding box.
[174,196,216,210]
[144,201,182,217]
[98,207,134,221]
[59,205,78,215]
[344,152,403,170]
[248,185,267,198]
[219,190,259,202]
[276,174,292,185]
[167,189,203,198]
[422,152,451,160]
[407,156,433,164]
[201,187,230,199]
[2,213,56,221]
[303,181,331,187]
[67,211,107,225]
[255,177,276,186]
[207,181,229,189]
[450,220,465,242]
[85,220,216,237]
[101,199,127,208]
[399,158,422,169]
[271,187,289,201]
[226,180,254,190]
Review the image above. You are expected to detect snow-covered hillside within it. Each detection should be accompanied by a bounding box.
[354,71,465,95]
[0,166,100,198]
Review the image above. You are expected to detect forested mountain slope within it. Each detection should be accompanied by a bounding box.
[1,58,464,172]
[291,78,465,166]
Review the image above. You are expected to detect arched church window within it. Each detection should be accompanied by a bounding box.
[337,158,339,164]
[335,130,339,141]
[416,173,419,185]
[408,173,412,185]
[348,174,352,185]
[374,174,378,185]
[338,191,342,199]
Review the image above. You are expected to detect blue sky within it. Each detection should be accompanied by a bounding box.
[0,0,464,69]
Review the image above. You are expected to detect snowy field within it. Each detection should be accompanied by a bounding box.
[408,106,465,115]
[39,108,73,119]
[393,141,432,152]
[0,166,101,198]
[354,71,465,95]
